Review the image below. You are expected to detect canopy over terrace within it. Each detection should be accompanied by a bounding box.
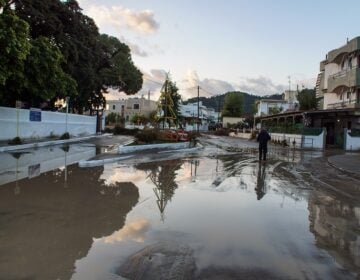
[256,110,305,128]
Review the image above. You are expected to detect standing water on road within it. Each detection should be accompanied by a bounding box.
[0,137,359,279]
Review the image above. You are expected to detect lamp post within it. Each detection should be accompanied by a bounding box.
[65,97,70,134]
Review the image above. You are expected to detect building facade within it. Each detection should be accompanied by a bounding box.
[316,37,360,110]
[106,97,157,121]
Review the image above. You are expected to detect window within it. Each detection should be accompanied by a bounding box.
[347,91,351,99]
[112,105,116,110]
[133,104,140,110]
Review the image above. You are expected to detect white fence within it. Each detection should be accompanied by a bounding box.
[0,106,97,141]
[270,130,325,150]
[344,129,360,151]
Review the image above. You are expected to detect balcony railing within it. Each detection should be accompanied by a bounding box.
[327,66,360,92]
[327,99,360,109]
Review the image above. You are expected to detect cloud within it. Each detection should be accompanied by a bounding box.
[85,5,159,34]
[103,219,150,243]
[181,70,235,99]
[104,68,315,102]
[237,76,287,96]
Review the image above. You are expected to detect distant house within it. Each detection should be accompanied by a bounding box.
[255,90,299,118]
[105,96,157,121]
[179,101,218,131]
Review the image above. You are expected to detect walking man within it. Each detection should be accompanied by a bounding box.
[257,127,271,161]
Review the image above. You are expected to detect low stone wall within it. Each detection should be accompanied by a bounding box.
[270,130,325,150]
[344,129,360,151]
[118,141,191,154]
[0,106,97,141]
[229,132,252,139]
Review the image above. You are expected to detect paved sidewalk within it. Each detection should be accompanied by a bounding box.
[327,154,360,176]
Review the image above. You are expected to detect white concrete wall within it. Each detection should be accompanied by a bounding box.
[270,130,325,149]
[0,106,96,140]
[229,132,252,139]
[345,129,360,151]
[223,117,245,127]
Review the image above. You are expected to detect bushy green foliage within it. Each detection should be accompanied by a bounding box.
[222,92,244,117]
[298,88,317,110]
[60,132,70,140]
[8,136,22,145]
[135,129,159,144]
[113,126,139,135]
[106,112,124,125]
[1,0,142,111]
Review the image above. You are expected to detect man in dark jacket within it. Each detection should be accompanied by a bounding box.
[257,128,271,161]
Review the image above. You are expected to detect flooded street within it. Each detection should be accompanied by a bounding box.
[0,136,359,279]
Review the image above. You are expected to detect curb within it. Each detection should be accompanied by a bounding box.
[327,157,360,178]
[0,134,111,153]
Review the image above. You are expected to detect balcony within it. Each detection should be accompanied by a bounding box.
[327,67,360,93]
[328,37,360,63]
[327,99,360,110]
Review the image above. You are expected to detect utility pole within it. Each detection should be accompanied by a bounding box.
[197,85,200,132]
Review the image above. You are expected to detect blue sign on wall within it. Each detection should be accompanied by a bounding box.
[29,108,42,122]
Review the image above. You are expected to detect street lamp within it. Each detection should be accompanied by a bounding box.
[65,97,70,134]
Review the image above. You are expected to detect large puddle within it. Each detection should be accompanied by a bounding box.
[0,140,359,279]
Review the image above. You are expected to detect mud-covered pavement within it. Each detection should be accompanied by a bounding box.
[0,135,359,280]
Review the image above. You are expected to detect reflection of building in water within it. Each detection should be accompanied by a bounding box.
[308,192,360,276]
[0,164,139,280]
[0,144,96,186]
[137,160,182,221]
[255,163,267,200]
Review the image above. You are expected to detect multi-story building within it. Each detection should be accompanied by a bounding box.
[105,96,157,121]
[316,37,360,110]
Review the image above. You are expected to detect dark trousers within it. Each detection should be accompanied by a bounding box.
[259,145,267,160]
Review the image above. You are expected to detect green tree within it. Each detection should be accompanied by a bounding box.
[22,37,77,106]
[298,88,317,110]
[222,92,244,117]
[13,0,143,113]
[0,9,31,103]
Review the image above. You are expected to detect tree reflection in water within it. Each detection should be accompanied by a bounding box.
[136,160,183,222]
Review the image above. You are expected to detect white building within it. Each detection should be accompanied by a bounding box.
[106,96,157,121]
[255,91,299,118]
[179,101,218,131]
[316,36,360,110]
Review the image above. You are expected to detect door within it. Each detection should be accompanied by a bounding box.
[324,122,335,145]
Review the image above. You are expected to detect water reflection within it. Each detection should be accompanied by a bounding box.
[136,160,182,221]
[0,144,96,186]
[0,163,139,280]
[308,191,360,276]
[255,162,267,200]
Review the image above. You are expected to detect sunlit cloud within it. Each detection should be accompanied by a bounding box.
[103,219,150,243]
[85,4,159,34]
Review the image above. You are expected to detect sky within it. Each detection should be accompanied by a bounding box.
[78,0,360,100]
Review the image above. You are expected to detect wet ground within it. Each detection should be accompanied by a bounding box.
[0,135,360,280]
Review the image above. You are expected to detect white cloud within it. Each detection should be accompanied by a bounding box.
[236,76,286,96]
[85,5,159,34]
[104,68,316,102]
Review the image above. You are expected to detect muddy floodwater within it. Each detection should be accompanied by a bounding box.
[0,136,359,280]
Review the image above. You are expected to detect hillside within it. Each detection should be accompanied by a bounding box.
[184,91,283,115]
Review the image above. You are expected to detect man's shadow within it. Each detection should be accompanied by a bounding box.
[255,162,267,200]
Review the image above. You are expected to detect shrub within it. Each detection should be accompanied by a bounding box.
[135,129,159,144]
[214,128,229,136]
[8,136,22,145]
[60,132,70,140]
[113,125,139,135]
